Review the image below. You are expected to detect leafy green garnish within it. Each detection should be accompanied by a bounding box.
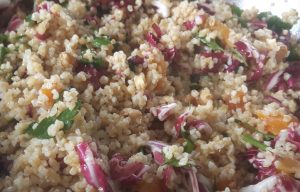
[230,5,247,28]
[181,129,196,153]
[183,138,195,153]
[60,1,68,7]
[26,117,56,139]
[25,15,32,22]
[57,101,81,131]
[164,158,181,167]
[80,45,105,68]
[257,12,292,34]
[25,14,35,25]
[198,35,247,66]
[80,57,104,68]
[230,48,247,65]
[266,16,292,34]
[235,119,275,141]
[0,47,9,64]
[190,82,200,90]
[163,151,183,167]
[257,12,292,33]
[230,4,243,17]
[242,134,268,151]
[0,34,8,44]
[25,101,82,139]
[286,46,300,61]
[257,12,270,20]
[161,130,194,167]
[198,36,224,52]
[91,57,104,68]
[259,131,275,141]
[92,37,110,48]
[238,18,247,28]
[16,35,26,40]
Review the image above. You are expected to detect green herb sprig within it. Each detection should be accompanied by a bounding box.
[25,101,82,139]
[198,36,224,52]
[0,47,9,64]
[92,37,111,48]
[230,4,247,27]
[198,36,247,65]
[257,12,292,33]
[0,34,8,44]
[235,119,275,141]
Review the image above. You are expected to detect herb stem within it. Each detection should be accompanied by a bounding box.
[242,134,268,151]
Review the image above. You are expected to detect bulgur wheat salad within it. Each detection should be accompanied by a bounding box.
[0,0,300,191]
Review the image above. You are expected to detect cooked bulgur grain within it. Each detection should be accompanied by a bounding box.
[0,0,300,192]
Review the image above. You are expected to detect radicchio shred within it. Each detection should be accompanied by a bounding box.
[109,153,150,185]
[183,20,196,30]
[75,142,110,192]
[150,103,177,121]
[147,140,168,165]
[249,19,267,30]
[234,40,266,81]
[240,175,300,192]
[246,148,277,181]
[6,16,22,32]
[74,62,107,90]
[199,51,227,73]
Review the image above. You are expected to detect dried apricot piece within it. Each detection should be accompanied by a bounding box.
[225,91,245,110]
[256,111,290,135]
[41,88,54,107]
